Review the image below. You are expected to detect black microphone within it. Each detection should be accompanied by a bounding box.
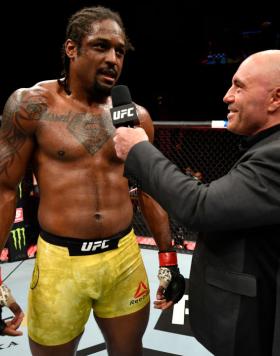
[110,85,139,128]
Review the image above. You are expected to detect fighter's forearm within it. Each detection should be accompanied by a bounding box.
[138,190,172,251]
[0,189,17,251]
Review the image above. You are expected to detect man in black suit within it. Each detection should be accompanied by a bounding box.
[113,49,280,356]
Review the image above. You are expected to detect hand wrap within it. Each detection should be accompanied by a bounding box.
[158,251,185,303]
[0,284,16,308]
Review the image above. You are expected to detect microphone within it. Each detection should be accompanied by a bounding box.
[110,85,139,128]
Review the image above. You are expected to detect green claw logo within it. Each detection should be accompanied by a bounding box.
[10,227,26,250]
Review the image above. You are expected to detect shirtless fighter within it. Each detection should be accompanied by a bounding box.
[0,6,184,356]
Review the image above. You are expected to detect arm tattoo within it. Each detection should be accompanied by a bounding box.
[0,95,27,175]
[24,97,48,121]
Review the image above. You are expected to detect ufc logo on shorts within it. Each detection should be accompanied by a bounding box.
[113,108,135,120]
[81,240,110,252]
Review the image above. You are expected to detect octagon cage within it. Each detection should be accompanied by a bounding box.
[131,121,244,252]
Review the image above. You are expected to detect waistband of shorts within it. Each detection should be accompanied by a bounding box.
[39,224,133,256]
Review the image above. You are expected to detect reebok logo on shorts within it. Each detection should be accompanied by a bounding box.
[129,281,149,305]
[134,281,148,298]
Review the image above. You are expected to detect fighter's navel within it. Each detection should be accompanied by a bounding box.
[94,213,102,221]
[58,150,65,157]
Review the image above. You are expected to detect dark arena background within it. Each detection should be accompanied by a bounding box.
[1,1,280,117]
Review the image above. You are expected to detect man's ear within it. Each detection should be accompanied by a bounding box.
[268,87,280,113]
[64,39,77,59]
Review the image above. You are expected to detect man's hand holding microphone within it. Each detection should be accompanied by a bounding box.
[113,126,148,161]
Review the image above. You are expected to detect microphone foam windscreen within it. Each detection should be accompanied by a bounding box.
[111,85,132,106]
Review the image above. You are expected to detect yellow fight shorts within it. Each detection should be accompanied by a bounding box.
[27,226,150,346]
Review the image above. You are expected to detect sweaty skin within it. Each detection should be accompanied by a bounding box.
[1,81,159,239]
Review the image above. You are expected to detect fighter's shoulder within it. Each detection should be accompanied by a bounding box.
[135,103,152,122]
[134,103,154,141]
[7,81,54,108]
[2,81,57,133]
[135,103,154,131]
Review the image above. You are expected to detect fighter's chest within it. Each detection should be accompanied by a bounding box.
[37,112,116,159]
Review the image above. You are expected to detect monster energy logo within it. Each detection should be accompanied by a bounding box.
[11,227,26,250]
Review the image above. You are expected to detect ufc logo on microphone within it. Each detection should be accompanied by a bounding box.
[81,240,110,252]
[113,107,135,121]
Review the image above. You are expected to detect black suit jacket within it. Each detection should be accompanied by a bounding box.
[124,126,280,356]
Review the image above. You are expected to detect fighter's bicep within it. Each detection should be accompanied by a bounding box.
[0,133,34,188]
[0,119,34,188]
[2,89,38,177]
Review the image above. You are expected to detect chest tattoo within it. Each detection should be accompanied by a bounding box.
[67,113,115,155]
[40,111,115,155]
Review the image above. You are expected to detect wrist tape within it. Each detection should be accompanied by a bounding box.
[158,251,178,288]
[159,251,177,266]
